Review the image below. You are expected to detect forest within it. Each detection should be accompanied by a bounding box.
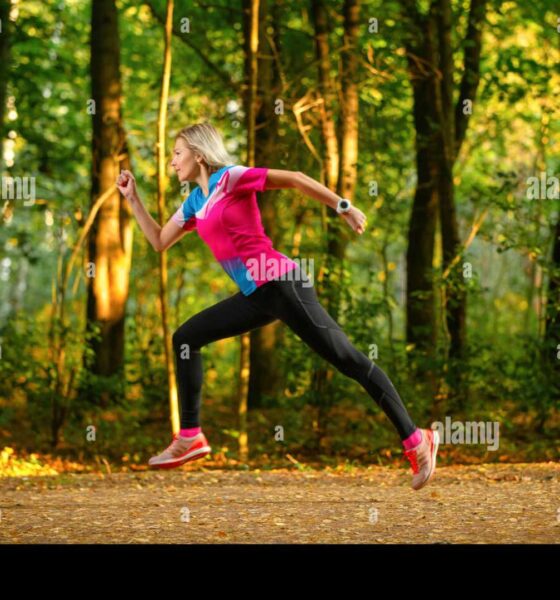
[0,0,559,480]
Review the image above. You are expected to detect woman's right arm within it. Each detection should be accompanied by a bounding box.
[117,169,188,252]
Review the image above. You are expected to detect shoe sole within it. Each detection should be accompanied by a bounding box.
[148,445,212,470]
[413,430,439,490]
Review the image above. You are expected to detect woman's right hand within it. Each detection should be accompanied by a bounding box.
[116,169,138,202]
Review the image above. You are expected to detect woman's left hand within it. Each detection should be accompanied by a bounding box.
[340,206,368,235]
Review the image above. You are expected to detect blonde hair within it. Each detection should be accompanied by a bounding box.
[175,122,233,174]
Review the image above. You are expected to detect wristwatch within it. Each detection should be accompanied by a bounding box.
[336,198,352,214]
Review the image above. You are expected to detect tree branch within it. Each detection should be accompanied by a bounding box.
[454,0,487,159]
[144,0,241,93]
[397,0,426,54]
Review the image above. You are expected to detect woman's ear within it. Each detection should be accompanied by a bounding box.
[197,157,210,172]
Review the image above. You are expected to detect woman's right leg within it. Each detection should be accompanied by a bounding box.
[247,269,418,441]
[172,291,278,430]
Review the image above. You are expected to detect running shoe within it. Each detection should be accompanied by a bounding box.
[403,428,439,490]
[148,432,211,469]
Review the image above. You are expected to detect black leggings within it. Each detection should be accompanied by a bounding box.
[171,266,417,440]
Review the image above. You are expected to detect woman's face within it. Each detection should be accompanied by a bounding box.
[171,137,202,182]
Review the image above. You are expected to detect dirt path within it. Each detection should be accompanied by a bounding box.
[0,463,559,544]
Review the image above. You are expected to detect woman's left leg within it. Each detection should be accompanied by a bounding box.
[248,271,417,441]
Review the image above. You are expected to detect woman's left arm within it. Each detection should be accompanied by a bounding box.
[265,169,368,235]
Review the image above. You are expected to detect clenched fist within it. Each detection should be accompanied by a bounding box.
[116,169,138,201]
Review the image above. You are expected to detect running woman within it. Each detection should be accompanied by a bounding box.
[116,122,439,490]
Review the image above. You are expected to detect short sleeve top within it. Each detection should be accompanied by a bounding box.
[171,165,298,295]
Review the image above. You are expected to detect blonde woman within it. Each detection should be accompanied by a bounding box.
[116,122,439,490]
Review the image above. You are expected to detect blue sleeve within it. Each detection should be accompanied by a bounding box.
[171,191,197,231]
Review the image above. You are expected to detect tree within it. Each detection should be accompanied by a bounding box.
[248,0,287,409]
[0,0,12,224]
[155,0,180,433]
[85,0,132,404]
[308,0,361,439]
[399,0,487,405]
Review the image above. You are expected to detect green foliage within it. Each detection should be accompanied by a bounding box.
[0,0,558,465]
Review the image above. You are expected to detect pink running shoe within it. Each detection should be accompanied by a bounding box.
[148,432,211,469]
[403,428,439,490]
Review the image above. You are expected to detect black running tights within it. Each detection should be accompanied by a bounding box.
[171,267,417,440]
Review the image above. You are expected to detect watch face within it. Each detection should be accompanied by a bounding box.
[340,200,350,210]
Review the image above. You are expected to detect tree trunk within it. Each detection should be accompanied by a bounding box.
[248,0,286,409]
[239,0,261,461]
[401,0,486,379]
[310,0,339,191]
[436,0,465,369]
[402,3,439,357]
[440,0,486,409]
[309,0,335,440]
[85,0,132,405]
[156,0,180,434]
[544,216,560,384]
[0,0,12,224]
[309,0,360,443]
[324,0,359,319]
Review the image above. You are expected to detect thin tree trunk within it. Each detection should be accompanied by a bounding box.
[156,0,180,434]
[439,0,486,408]
[433,0,465,410]
[310,0,339,191]
[543,33,560,400]
[239,0,261,462]
[325,0,360,319]
[545,216,560,371]
[380,232,396,362]
[436,0,465,368]
[308,0,339,444]
[0,0,12,225]
[248,0,285,409]
[238,333,250,462]
[244,0,260,167]
[309,0,360,443]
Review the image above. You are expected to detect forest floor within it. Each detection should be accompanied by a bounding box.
[1,462,559,544]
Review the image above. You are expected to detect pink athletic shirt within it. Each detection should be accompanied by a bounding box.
[171,165,298,295]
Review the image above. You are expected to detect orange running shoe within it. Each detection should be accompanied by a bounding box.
[148,432,211,469]
[403,428,439,490]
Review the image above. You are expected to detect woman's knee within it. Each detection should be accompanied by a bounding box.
[172,322,204,354]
